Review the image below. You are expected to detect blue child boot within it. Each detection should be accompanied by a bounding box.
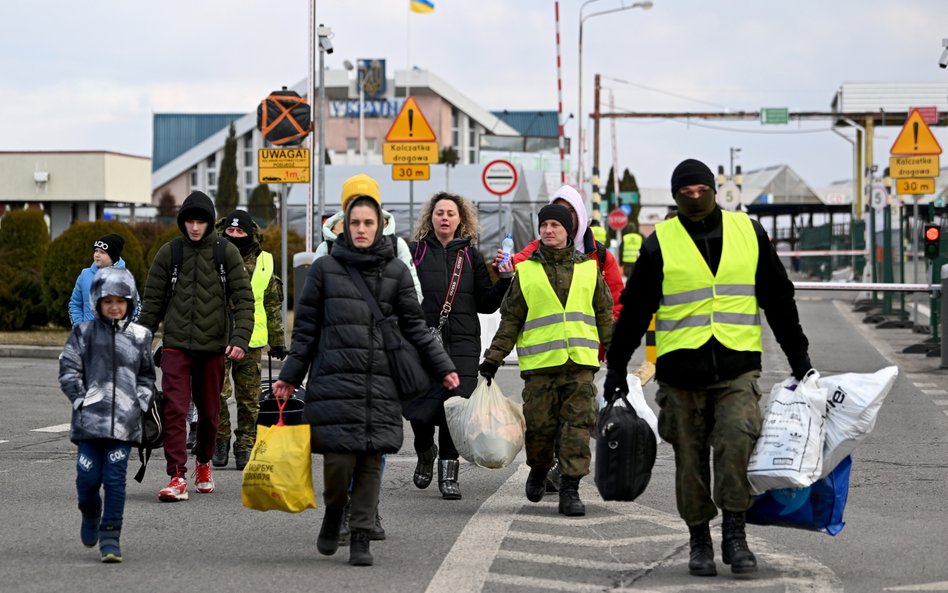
[80,513,100,548]
[99,525,122,563]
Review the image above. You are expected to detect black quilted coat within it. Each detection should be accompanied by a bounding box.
[410,236,511,397]
[279,236,456,454]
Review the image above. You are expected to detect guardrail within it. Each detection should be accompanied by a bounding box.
[792,265,947,369]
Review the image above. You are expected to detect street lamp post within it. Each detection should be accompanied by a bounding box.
[316,25,333,242]
[578,0,652,203]
[344,60,367,164]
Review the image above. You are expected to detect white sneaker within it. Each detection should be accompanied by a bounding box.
[193,462,215,494]
[158,476,189,502]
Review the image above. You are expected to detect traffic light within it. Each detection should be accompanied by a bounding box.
[923,224,941,259]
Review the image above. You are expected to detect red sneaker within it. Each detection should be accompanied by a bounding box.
[193,462,215,494]
[158,476,188,502]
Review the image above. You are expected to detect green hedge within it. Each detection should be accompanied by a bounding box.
[0,209,51,330]
[43,221,146,327]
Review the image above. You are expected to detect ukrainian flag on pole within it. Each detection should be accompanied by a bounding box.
[410,0,434,13]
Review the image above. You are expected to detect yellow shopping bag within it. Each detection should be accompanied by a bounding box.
[241,409,317,513]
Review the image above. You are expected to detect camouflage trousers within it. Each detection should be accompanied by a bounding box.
[521,368,597,479]
[655,370,763,526]
[218,347,263,452]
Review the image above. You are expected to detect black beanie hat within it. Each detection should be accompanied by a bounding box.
[537,204,574,237]
[671,159,716,196]
[224,210,255,236]
[94,233,124,263]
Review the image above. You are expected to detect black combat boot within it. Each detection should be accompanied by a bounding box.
[348,529,373,566]
[233,448,250,471]
[688,522,717,576]
[438,459,462,500]
[212,440,229,468]
[338,500,351,545]
[369,512,386,541]
[545,457,561,493]
[558,476,586,516]
[721,511,757,574]
[317,507,345,556]
[525,466,548,503]
[413,444,438,489]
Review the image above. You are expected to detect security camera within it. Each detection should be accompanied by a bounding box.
[318,24,334,54]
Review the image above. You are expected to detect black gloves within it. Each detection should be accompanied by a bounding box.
[602,367,629,402]
[789,354,812,382]
[269,346,287,360]
[479,360,499,384]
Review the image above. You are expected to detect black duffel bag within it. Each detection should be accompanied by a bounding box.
[595,391,657,501]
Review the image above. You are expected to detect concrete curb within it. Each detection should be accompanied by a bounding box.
[0,345,63,359]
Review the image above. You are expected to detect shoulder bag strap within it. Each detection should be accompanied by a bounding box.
[344,264,385,323]
[437,249,466,331]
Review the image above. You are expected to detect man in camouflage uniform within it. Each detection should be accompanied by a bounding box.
[480,204,613,517]
[213,210,286,470]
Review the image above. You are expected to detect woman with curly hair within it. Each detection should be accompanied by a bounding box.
[407,192,514,499]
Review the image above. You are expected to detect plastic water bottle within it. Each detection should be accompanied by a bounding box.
[499,233,514,278]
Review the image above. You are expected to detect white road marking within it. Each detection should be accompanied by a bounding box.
[0,440,8,444]
[31,424,70,433]
[426,463,842,593]
[884,581,948,591]
[932,400,948,406]
[921,390,948,396]
[914,383,939,388]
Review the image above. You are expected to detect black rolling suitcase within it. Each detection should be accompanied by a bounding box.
[257,353,306,426]
[595,390,657,501]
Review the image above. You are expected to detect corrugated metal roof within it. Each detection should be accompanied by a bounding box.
[152,113,243,171]
[831,82,948,113]
[490,110,560,137]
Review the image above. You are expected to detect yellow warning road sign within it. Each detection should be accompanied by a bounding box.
[392,164,430,181]
[383,142,439,164]
[889,155,940,178]
[258,148,310,183]
[890,109,942,156]
[385,97,437,142]
[896,178,935,195]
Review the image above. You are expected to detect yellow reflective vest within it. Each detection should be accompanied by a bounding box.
[248,251,274,348]
[591,224,606,244]
[653,212,762,357]
[622,232,643,264]
[515,259,600,370]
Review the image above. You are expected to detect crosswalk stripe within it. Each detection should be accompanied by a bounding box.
[507,529,682,547]
[31,424,71,433]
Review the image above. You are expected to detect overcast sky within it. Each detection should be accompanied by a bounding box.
[3,0,948,191]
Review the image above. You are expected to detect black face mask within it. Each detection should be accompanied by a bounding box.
[226,233,253,254]
[674,188,717,221]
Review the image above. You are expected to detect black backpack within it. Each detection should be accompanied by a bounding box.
[169,236,228,295]
[134,390,164,483]
[594,392,657,501]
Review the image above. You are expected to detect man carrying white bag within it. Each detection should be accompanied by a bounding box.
[444,378,525,470]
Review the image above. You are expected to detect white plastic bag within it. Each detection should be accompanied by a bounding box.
[747,371,826,494]
[817,366,898,477]
[595,373,661,445]
[444,377,525,469]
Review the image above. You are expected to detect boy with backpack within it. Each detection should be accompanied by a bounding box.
[138,190,254,501]
[59,267,157,562]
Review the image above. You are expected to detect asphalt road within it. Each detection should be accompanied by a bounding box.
[1,292,947,592]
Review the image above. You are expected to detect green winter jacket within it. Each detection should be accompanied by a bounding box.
[484,241,613,376]
[138,193,254,353]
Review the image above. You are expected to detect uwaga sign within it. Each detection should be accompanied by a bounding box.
[258,148,310,184]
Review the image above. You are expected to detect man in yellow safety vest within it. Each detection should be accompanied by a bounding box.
[212,210,286,471]
[604,159,811,577]
[620,223,643,279]
[479,204,613,517]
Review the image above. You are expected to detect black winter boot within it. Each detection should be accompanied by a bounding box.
[369,512,386,541]
[558,476,586,516]
[99,525,122,563]
[413,445,438,489]
[186,422,197,451]
[545,457,561,493]
[721,511,757,574]
[338,500,351,545]
[80,513,100,548]
[233,448,250,471]
[317,507,345,556]
[525,466,548,503]
[212,440,229,467]
[348,529,373,566]
[688,522,717,576]
[438,459,462,500]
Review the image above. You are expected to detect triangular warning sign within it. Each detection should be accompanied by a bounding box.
[385,97,437,142]
[890,109,942,155]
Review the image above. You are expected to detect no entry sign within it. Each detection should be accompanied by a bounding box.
[607,209,628,231]
[482,160,518,196]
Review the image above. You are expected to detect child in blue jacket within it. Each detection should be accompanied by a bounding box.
[68,233,128,325]
[59,267,156,563]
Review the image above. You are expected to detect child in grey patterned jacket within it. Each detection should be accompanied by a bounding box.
[59,266,156,563]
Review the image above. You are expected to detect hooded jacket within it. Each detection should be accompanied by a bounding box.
[409,235,511,397]
[137,191,255,353]
[59,267,157,444]
[606,206,810,389]
[279,200,455,454]
[313,209,423,302]
[69,257,129,325]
